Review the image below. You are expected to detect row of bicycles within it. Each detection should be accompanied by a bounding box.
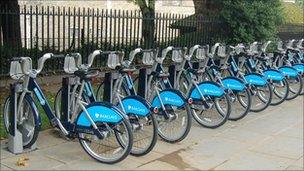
[3,39,303,164]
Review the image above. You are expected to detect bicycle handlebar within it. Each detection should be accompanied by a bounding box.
[87,50,124,69]
[188,45,202,59]
[128,48,143,63]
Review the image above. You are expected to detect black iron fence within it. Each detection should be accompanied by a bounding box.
[278,23,304,41]
[0,5,224,77]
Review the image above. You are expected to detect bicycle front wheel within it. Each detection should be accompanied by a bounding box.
[3,96,40,148]
[78,118,133,164]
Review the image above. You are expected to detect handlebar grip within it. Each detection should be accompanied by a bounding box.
[172,47,186,51]
[101,51,123,55]
[69,53,80,57]
[52,54,65,58]
[142,49,156,53]
[11,57,23,62]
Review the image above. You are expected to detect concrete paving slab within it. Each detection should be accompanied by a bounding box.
[127,151,164,165]
[1,164,13,171]
[54,159,124,170]
[218,127,272,143]
[0,143,14,160]
[135,160,179,170]
[36,129,68,149]
[249,135,303,160]
[0,153,64,170]
[31,141,85,164]
[215,151,295,170]
[275,123,304,139]
[187,136,250,158]
[293,157,304,168]
[285,165,303,170]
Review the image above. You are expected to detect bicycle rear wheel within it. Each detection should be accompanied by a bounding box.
[249,83,272,112]
[270,79,289,105]
[78,118,133,164]
[286,75,303,100]
[228,88,251,121]
[156,104,192,143]
[128,114,157,156]
[191,94,231,128]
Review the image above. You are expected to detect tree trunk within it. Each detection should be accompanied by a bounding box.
[193,0,206,14]
[0,0,21,47]
[193,0,220,15]
[141,9,155,48]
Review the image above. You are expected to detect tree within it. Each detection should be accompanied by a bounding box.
[0,0,21,47]
[129,0,155,47]
[193,0,221,15]
[220,0,284,44]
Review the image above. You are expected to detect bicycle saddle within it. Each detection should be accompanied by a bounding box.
[151,71,170,78]
[187,68,204,75]
[74,69,99,80]
[121,67,137,73]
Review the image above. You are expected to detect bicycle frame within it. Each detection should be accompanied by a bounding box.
[15,76,70,135]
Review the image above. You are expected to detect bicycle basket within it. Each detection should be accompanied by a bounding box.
[107,53,121,69]
[217,45,226,58]
[9,57,32,80]
[172,49,184,63]
[277,41,284,51]
[286,40,294,49]
[143,51,155,66]
[249,43,259,54]
[235,45,245,55]
[196,47,208,60]
[64,55,81,74]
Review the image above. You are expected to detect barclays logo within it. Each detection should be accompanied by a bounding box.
[95,113,118,120]
[203,89,221,94]
[127,105,146,113]
[164,97,182,104]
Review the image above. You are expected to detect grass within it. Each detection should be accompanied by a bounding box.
[0,90,56,139]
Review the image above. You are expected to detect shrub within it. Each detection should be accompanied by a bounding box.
[220,0,284,44]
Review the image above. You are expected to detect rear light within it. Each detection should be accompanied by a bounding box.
[188,98,193,104]
[153,107,159,113]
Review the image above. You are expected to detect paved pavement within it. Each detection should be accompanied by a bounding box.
[1,97,303,170]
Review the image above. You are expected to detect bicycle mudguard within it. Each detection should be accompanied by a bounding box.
[76,102,123,127]
[279,66,299,78]
[189,81,224,99]
[244,73,267,86]
[221,77,246,91]
[151,89,186,108]
[25,94,42,128]
[293,64,304,74]
[263,69,284,81]
[118,95,151,116]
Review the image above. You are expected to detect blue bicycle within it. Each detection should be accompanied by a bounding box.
[55,51,157,156]
[174,45,231,128]
[240,41,289,105]
[139,47,193,143]
[221,44,273,112]
[3,54,133,164]
[273,40,303,99]
[195,44,252,121]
